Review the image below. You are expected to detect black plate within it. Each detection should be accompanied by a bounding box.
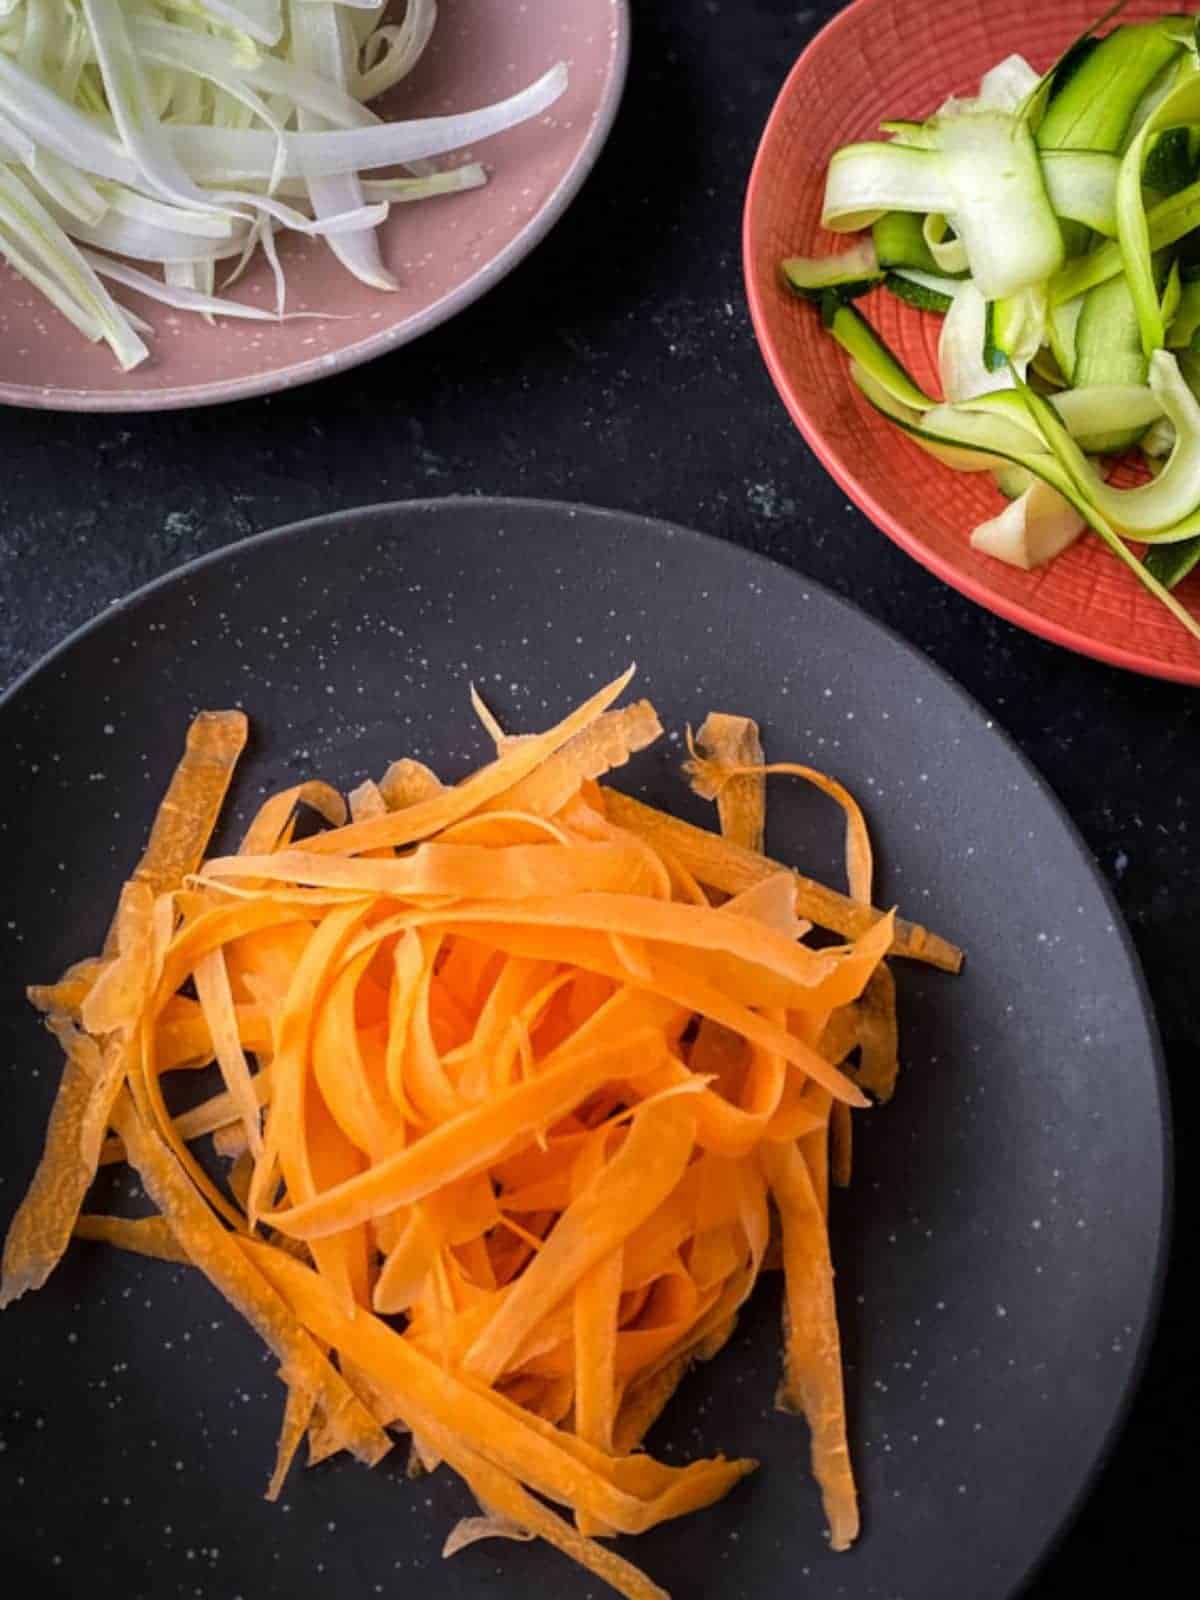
[0,499,1168,1600]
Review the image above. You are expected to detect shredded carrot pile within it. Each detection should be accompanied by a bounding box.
[1,671,961,1598]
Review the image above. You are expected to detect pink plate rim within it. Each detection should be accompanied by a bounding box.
[742,0,1200,688]
[0,2,630,416]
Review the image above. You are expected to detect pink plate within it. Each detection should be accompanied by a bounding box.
[0,0,629,413]
[744,0,1200,686]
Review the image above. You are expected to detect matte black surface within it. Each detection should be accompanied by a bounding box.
[0,501,1168,1600]
[0,2,1195,1590]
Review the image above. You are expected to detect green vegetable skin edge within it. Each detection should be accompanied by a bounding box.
[1072,273,1152,450]
[985,292,1042,372]
[1143,126,1196,197]
[884,272,953,313]
[1168,275,1200,347]
[1037,19,1185,256]
[827,303,934,411]
[1052,178,1200,304]
[1146,536,1200,587]
[780,240,882,299]
[872,211,942,273]
[1038,21,1185,150]
[1118,65,1200,358]
[1047,297,1083,381]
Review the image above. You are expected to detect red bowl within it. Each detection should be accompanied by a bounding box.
[744,0,1200,685]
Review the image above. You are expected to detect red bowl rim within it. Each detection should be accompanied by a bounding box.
[741,0,1200,688]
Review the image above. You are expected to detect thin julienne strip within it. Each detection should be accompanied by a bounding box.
[689,712,766,854]
[433,919,879,1101]
[125,710,249,908]
[249,899,371,1225]
[439,1430,669,1600]
[482,701,664,819]
[299,668,635,857]
[204,841,664,900]
[707,761,875,908]
[243,1239,754,1534]
[112,1090,391,1488]
[0,1021,109,1307]
[238,780,347,856]
[75,1212,191,1264]
[603,790,962,972]
[610,721,771,1459]
[461,1097,698,1384]
[2,712,246,1306]
[194,944,264,1158]
[759,1137,858,1552]
[261,1020,671,1240]
[574,1241,624,1455]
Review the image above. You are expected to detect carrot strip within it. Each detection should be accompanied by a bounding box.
[194,945,263,1157]
[402,931,463,1125]
[0,1019,128,1307]
[349,780,387,821]
[484,702,663,819]
[214,1123,249,1160]
[301,669,636,857]
[574,1246,623,1454]
[75,1212,191,1264]
[759,1139,858,1551]
[303,1076,371,1312]
[689,712,766,853]
[125,710,248,907]
[469,683,516,748]
[385,931,425,1120]
[131,997,249,1234]
[857,963,901,1103]
[267,1379,320,1502]
[250,901,369,1224]
[462,1099,697,1384]
[312,947,404,1158]
[378,758,443,810]
[168,1063,274,1144]
[438,1428,669,1600]
[27,958,105,1022]
[433,920,873,1105]
[148,998,271,1073]
[800,1088,832,1221]
[757,763,873,906]
[692,760,874,907]
[604,791,962,972]
[443,1509,534,1557]
[433,891,845,992]
[204,842,666,901]
[456,956,557,1101]
[238,781,347,856]
[831,1101,853,1189]
[818,1005,859,1068]
[112,1092,391,1477]
[244,1240,754,1534]
[722,871,804,936]
[82,881,156,1035]
[263,1021,672,1241]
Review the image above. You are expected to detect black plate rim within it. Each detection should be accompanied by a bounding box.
[0,495,1173,1597]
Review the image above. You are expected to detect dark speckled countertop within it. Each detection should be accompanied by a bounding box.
[1,0,1193,1589]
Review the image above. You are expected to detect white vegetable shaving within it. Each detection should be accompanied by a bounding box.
[0,0,568,368]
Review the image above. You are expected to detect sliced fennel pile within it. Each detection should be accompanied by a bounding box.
[781,7,1200,642]
[0,0,568,369]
